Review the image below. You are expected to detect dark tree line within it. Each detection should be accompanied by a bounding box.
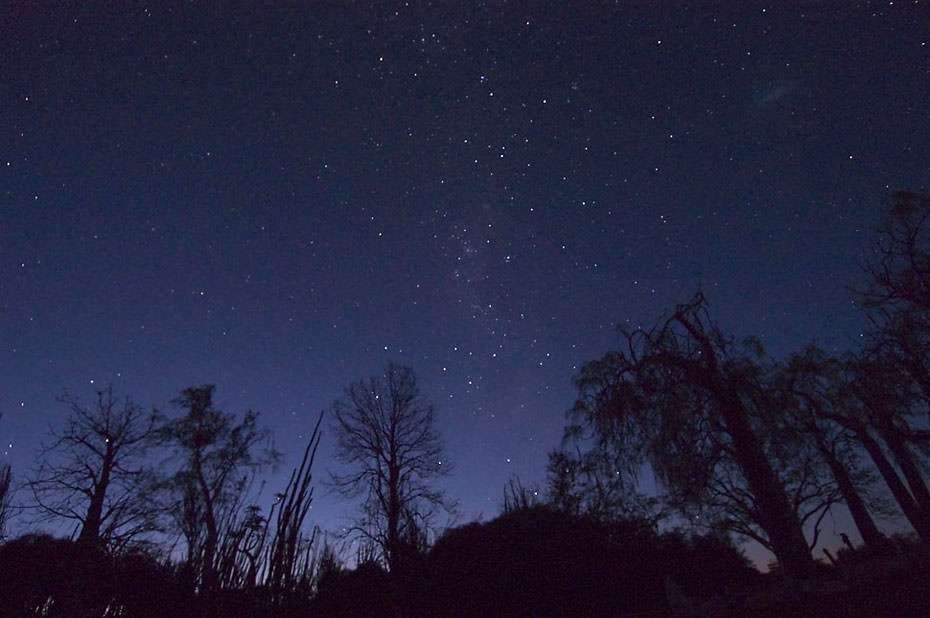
[0,364,457,615]
[1,193,929,616]
[557,191,930,577]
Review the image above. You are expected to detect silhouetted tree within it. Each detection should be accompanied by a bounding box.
[835,190,930,544]
[330,363,452,572]
[847,355,930,536]
[865,306,930,418]
[546,447,663,523]
[861,191,930,312]
[783,347,930,542]
[779,347,889,550]
[546,450,584,515]
[0,464,10,542]
[666,417,842,557]
[859,192,930,420]
[570,294,816,576]
[159,385,277,592]
[23,387,161,550]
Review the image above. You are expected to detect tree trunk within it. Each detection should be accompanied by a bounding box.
[895,335,930,424]
[77,448,113,546]
[719,396,815,576]
[856,426,930,541]
[194,452,219,593]
[812,433,885,549]
[674,311,815,577]
[386,462,401,572]
[876,422,930,511]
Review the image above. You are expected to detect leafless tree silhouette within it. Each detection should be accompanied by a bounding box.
[23,388,161,549]
[330,363,453,571]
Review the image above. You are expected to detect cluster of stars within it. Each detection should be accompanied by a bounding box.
[1,1,927,529]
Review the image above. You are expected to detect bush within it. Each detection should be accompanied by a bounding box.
[419,506,756,617]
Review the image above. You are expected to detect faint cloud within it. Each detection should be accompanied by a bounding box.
[753,80,798,107]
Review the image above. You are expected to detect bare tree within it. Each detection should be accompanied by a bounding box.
[858,191,930,425]
[23,388,161,549]
[159,385,277,592]
[869,308,930,422]
[329,363,452,572]
[860,191,930,312]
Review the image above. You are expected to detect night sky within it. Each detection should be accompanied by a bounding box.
[2,2,929,557]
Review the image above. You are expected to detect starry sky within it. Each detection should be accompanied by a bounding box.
[2,2,929,554]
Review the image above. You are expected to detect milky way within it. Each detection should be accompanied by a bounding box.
[2,3,928,554]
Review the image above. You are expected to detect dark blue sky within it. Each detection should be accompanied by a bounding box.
[2,2,928,557]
